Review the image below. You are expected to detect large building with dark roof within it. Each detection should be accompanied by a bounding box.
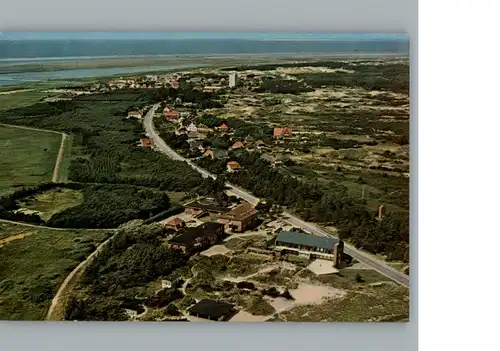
[188,299,235,321]
[274,231,344,267]
[168,222,224,254]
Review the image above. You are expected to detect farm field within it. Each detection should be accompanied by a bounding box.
[0,222,109,320]
[0,124,62,195]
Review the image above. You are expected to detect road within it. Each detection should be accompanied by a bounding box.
[143,105,409,287]
[282,212,409,287]
[143,104,260,206]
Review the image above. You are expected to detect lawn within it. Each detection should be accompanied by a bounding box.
[18,187,84,221]
[0,222,109,320]
[0,124,62,195]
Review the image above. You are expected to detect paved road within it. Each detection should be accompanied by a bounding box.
[143,104,260,206]
[143,105,409,287]
[282,212,410,287]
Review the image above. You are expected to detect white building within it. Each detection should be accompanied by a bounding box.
[228,73,237,88]
[187,123,198,133]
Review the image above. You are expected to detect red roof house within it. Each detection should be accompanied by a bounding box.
[165,217,186,231]
[273,127,293,138]
[226,161,241,172]
[230,141,245,149]
[164,110,180,120]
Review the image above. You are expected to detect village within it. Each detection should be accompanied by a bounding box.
[55,60,409,322]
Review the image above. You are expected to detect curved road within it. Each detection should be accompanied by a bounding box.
[143,105,409,287]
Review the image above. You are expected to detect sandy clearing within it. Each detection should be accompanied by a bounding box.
[290,283,346,305]
[229,310,270,322]
[267,297,295,313]
[307,259,339,275]
[200,245,231,257]
[276,67,355,74]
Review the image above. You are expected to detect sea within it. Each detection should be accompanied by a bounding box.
[0,33,409,87]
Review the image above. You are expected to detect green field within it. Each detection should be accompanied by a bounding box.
[0,222,108,320]
[0,125,62,194]
[0,91,53,111]
[18,187,84,221]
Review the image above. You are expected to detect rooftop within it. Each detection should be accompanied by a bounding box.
[276,231,340,251]
[169,222,224,246]
[188,299,234,320]
[166,217,185,226]
[219,202,257,221]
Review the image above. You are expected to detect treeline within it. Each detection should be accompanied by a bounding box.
[0,183,175,229]
[292,63,409,94]
[226,150,409,262]
[149,85,223,108]
[47,184,171,229]
[66,221,188,321]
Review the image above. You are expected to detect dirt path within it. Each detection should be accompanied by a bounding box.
[52,133,68,182]
[181,265,198,296]
[0,218,116,232]
[0,123,62,135]
[0,233,33,245]
[45,232,118,321]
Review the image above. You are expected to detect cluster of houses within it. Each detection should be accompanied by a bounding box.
[165,199,259,254]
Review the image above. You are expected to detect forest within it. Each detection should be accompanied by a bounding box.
[0,183,174,229]
[65,221,188,321]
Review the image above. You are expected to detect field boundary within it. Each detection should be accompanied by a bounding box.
[0,123,71,184]
[45,231,117,321]
[52,133,69,182]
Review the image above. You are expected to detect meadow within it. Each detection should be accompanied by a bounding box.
[0,124,62,195]
[0,222,109,320]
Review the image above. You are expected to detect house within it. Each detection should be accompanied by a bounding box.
[188,139,205,152]
[216,202,258,233]
[273,127,293,138]
[184,199,228,217]
[188,299,235,321]
[128,110,142,119]
[230,141,244,150]
[255,140,266,148]
[216,122,230,132]
[165,110,180,120]
[226,161,241,172]
[171,79,179,89]
[139,136,153,148]
[165,217,186,231]
[203,85,223,93]
[187,123,198,133]
[203,148,228,160]
[274,231,344,267]
[168,222,225,254]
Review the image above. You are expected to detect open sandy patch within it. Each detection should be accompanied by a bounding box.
[290,283,346,305]
[229,310,270,322]
[200,245,231,257]
[307,259,339,275]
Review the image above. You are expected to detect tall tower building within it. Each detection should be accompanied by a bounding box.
[228,72,237,88]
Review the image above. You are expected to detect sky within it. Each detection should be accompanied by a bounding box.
[0,32,408,41]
